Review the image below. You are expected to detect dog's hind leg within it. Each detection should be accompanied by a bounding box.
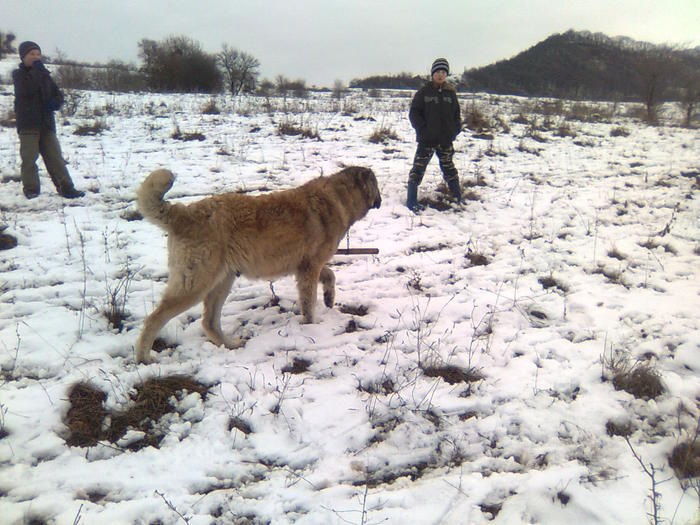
[136,281,208,364]
[319,265,335,308]
[203,271,245,349]
[296,263,322,324]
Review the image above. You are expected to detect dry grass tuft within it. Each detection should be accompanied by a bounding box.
[668,440,700,479]
[228,416,252,435]
[605,355,665,400]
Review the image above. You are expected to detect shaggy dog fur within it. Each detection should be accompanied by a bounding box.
[135,166,381,363]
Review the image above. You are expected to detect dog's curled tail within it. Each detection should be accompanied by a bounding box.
[137,169,175,229]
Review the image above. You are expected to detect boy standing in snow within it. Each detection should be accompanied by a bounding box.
[407,57,461,211]
[13,41,84,199]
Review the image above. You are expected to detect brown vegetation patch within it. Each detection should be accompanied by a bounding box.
[65,382,108,447]
[411,243,449,254]
[358,378,395,395]
[339,304,369,316]
[538,275,569,293]
[172,128,206,141]
[606,419,634,438]
[0,233,18,250]
[422,364,484,385]
[64,376,209,450]
[610,127,630,137]
[369,125,399,144]
[281,357,311,374]
[466,251,490,266]
[121,209,143,222]
[639,238,678,255]
[355,460,431,488]
[278,121,319,140]
[668,440,700,479]
[479,502,503,520]
[73,120,109,136]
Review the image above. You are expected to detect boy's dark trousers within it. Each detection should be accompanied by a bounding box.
[19,130,76,195]
[407,143,461,207]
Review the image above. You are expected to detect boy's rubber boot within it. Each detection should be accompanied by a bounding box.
[447,178,462,204]
[406,181,421,211]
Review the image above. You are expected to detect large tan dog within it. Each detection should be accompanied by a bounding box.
[135,166,381,363]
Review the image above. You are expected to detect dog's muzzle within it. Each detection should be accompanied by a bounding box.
[373,195,382,209]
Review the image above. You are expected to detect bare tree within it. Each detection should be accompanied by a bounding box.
[636,45,679,123]
[218,44,260,95]
[0,31,16,59]
[680,68,699,128]
[332,79,347,100]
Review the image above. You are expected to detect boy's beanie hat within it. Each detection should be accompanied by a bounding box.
[431,58,450,76]
[19,41,41,60]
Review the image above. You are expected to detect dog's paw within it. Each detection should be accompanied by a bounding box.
[136,351,154,364]
[223,335,247,349]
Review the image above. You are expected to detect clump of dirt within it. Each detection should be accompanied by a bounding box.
[64,376,209,451]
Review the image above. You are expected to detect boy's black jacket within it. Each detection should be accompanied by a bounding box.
[13,61,64,132]
[409,81,461,147]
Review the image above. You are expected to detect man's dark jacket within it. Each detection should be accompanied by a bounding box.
[13,61,63,133]
[409,81,461,147]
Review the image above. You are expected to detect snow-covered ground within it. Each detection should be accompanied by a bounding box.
[0,58,698,524]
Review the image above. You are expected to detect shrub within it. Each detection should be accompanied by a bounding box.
[369,124,398,144]
[138,36,222,93]
[464,102,491,132]
[277,119,319,140]
[202,98,220,115]
[73,119,109,136]
[610,126,630,137]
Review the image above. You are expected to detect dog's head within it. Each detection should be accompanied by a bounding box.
[347,166,382,210]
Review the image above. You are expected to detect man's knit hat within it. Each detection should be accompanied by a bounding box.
[19,41,41,60]
[431,58,450,76]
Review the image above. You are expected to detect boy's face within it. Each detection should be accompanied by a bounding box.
[432,69,447,86]
[23,49,42,67]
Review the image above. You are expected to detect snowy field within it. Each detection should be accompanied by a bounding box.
[0,58,698,524]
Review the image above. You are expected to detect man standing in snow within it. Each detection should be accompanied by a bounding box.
[13,41,84,199]
[406,58,462,211]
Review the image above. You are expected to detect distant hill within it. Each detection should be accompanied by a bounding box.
[462,30,699,102]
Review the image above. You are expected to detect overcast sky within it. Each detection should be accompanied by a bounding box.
[3,0,698,86]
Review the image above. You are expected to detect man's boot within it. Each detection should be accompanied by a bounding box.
[447,178,462,204]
